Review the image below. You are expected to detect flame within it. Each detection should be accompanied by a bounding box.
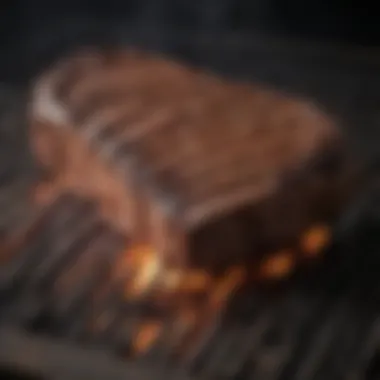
[133,320,162,355]
[163,270,211,293]
[120,231,327,358]
[122,245,162,297]
[131,254,161,294]
[168,267,246,355]
[118,225,330,301]
[259,250,295,279]
[300,225,330,257]
[121,244,213,299]
[120,244,245,356]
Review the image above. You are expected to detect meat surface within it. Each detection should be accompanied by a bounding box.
[29,48,360,278]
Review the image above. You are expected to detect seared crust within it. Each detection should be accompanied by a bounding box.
[29,48,358,274]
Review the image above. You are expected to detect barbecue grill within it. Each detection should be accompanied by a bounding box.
[2,19,380,380]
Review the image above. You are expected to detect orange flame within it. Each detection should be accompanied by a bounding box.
[259,250,295,280]
[301,225,331,257]
[133,320,163,355]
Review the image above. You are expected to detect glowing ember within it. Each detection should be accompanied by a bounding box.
[123,245,162,297]
[132,255,161,293]
[133,320,162,355]
[120,233,328,359]
[259,250,295,279]
[121,244,213,299]
[162,270,211,293]
[301,225,331,257]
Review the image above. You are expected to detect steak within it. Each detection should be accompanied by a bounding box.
[29,48,360,279]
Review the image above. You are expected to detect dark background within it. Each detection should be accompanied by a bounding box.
[0,0,379,84]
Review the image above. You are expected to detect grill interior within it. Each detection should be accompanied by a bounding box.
[2,30,380,380]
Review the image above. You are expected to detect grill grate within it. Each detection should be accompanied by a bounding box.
[1,190,380,380]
